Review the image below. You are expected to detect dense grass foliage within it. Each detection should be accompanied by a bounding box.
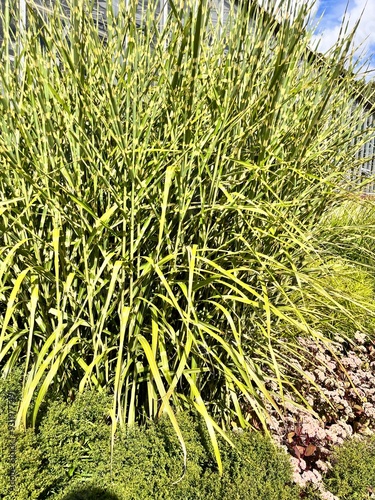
[319,198,375,272]
[0,388,298,500]
[311,199,375,339]
[0,0,375,467]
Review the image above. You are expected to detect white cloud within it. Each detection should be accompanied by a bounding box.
[312,0,375,76]
[257,0,375,77]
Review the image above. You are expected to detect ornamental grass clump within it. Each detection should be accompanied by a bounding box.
[318,197,375,274]
[0,0,374,470]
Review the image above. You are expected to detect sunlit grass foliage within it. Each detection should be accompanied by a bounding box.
[0,0,374,471]
[319,197,375,271]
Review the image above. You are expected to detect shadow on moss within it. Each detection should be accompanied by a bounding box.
[61,486,120,500]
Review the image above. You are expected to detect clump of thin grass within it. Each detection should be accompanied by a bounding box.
[0,0,374,471]
[318,197,375,272]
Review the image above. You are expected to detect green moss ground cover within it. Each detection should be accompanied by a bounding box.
[0,390,298,500]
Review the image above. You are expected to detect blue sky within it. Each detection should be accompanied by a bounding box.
[312,0,375,79]
[261,0,375,79]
